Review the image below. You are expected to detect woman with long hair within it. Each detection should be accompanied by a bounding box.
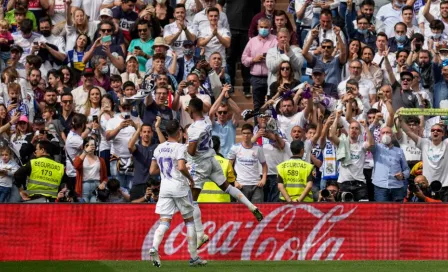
[98,94,114,177]
[66,113,90,190]
[268,61,300,99]
[65,1,97,53]
[60,66,76,89]
[81,87,101,117]
[66,34,91,78]
[73,136,108,202]
[342,39,362,80]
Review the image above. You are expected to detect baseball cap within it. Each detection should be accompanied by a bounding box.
[18,115,29,123]
[400,71,414,80]
[183,40,194,47]
[126,54,138,62]
[10,44,23,53]
[312,66,325,74]
[34,117,45,125]
[82,68,94,77]
[99,8,113,18]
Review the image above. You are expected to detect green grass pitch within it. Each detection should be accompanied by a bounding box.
[1,261,448,272]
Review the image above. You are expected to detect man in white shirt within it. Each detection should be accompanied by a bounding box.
[277,96,311,136]
[12,19,43,66]
[71,68,106,113]
[163,3,196,58]
[106,100,141,190]
[376,0,407,38]
[37,17,66,77]
[172,73,211,128]
[192,0,229,34]
[197,7,230,67]
[396,115,422,170]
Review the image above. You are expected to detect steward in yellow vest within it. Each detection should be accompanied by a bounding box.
[14,141,65,202]
[197,155,236,203]
[277,140,314,202]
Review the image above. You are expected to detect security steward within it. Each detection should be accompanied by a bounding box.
[277,140,315,202]
[198,136,236,203]
[14,140,66,202]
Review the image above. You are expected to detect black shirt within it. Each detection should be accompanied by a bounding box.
[391,81,419,111]
[132,144,158,186]
[142,102,174,132]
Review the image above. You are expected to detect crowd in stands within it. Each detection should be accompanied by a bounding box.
[0,0,446,204]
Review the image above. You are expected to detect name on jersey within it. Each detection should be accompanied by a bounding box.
[159,147,173,153]
[280,162,308,169]
[33,161,61,171]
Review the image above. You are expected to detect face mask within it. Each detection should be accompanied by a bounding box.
[433,33,442,39]
[41,30,51,37]
[395,34,406,43]
[183,48,194,56]
[381,134,392,145]
[121,111,130,118]
[101,66,109,75]
[358,29,368,35]
[259,28,269,37]
[394,0,404,8]
[415,44,422,51]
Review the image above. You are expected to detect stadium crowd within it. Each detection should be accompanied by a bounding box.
[0,0,446,204]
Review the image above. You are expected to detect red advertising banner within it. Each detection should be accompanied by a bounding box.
[0,203,447,261]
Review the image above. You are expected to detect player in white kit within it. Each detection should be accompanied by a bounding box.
[186,98,264,249]
[149,120,207,268]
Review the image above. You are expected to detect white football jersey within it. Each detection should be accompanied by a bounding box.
[153,141,190,197]
[187,118,215,161]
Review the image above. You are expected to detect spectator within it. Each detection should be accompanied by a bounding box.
[47,69,71,96]
[197,7,230,67]
[112,0,138,44]
[342,39,362,80]
[66,34,91,80]
[37,16,66,72]
[12,19,42,65]
[360,46,384,89]
[422,0,448,38]
[317,180,340,202]
[175,40,199,83]
[242,17,277,106]
[405,175,442,203]
[434,58,448,108]
[0,147,20,202]
[98,178,130,202]
[60,66,76,89]
[228,123,267,203]
[277,140,314,202]
[6,82,29,118]
[108,74,123,107]
[345,1,376,50]
[309,66,339,100]
[388,22,411,53]
[400,119,448,202]
[0,19,13,68]
[98,94,114,176]
[294,0,313,47]
[328,112,373,201]
[106,100,141,190]
[92,8,126,55]
[163,4,196,58]
[272,10,298,46]
[8,45,24,75]
[266,28,304,94]
[145,38,177,76]
[143,86,175,135]
[59,92,75,137]
[121,55,145,89]
[128,122,159,201]
[371,126,410,202]
[73,136,108,202]
[407,46,442,96]
[192,0,229,34]
[89,55,111,91]
[10,115,32,158]
[276,94,312,138]
[268,61,300,99]
[210,85,240,158]
[153,0,174,28]
[5,1,37,32]
[250,0,276,39]
[79,87,102,117]
[376,0,406,38]
[70,0,104,24]
[65,0,97,53]
[71,68,106,113]
[396,115,422,170]
[303,27,346,86]
[402,6,420,38]
[208,51,230,88]
[65,113,89,190]
[129,19,155,72]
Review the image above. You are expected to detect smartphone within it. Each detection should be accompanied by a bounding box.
[200,55,206,61]
[92,115,98,122]
[124,114,130,120]
[283,83,290,89]
[263,53,267,57]
[11,98,17,104]
[39,129,46,134]
[135,46,142,50]
[186,81,194,87]
[33,41,38,45]
[101,35,112,44]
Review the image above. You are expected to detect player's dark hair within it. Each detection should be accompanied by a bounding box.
[188,98,203,113]
[166,120,180,137]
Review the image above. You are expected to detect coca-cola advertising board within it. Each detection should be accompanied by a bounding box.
[0,203,446,261]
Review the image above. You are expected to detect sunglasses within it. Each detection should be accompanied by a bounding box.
[431,129,443,133]
[322,46,332,49]
[217,111,228,115]
[101,29,112,33]
[350,66,362,69]
[138,28,148,33]
[280,67,290,71]
[401,78,412,82]
[62,100,73,104]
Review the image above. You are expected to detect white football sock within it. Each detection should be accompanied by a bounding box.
[186,221,199,259]
[193,202,205,239]
[153,221,170,250]
[226,186,256,211]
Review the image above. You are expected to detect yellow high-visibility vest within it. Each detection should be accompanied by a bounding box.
[277,158,314,202]
[198,155,235,203]
[26,157,64,198]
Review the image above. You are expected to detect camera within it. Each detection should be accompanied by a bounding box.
[134,46,142,50]
[321,189,354,202]
[124,114,130,120]
[185,81,194,87]
[92,115,98,122]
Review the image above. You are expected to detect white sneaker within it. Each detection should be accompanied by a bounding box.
[196,234,209,250]
[149,247,161,267]
[189,256,207,266]
[128,89,149,100]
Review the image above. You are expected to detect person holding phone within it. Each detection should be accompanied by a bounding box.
[242,17,277,102]
[6,82,29,119]
[73,136,108,203]
[98,94,114,176]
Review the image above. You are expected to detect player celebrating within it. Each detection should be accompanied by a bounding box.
[149,120,207,268]
[186,98,264,249]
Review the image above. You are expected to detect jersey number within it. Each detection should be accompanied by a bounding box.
[41,170,52,176]
[158,157,173,178]
[198,131,212,151]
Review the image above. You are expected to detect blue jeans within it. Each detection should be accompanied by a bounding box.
[373,185,407,202]
[263,175,280,202]
[250,76,268,112]
[110,160,133,190]
[0,186,11,202]
[82,180,100,203]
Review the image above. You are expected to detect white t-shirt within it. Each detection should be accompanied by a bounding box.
[12,32,44,65]
[278,111,307,136]
[82,157,101,181]
[424,116,441,138]
[71,86,106,113]
[375,4,403,38]
[179,93,211,128]
[338,78,376,111]
[337,140,369,183]
[106,115,141,158]
[65,23,97,54]
[65,131,84,177]
[163,21,195,58]
[259,139,290,175]
[398,133,422,162]
[153,141,190,197]
[198,26,230,67]
[417,138,448,186]
[99,113,112,152]
[417,1,445,38]
[228,143,266,186]
[52,0,67,25]
[187,118,215,161]
[192,9,230,35]
[71,0,104,22]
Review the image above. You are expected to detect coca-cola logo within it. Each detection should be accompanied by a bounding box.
[141,205,356,261]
